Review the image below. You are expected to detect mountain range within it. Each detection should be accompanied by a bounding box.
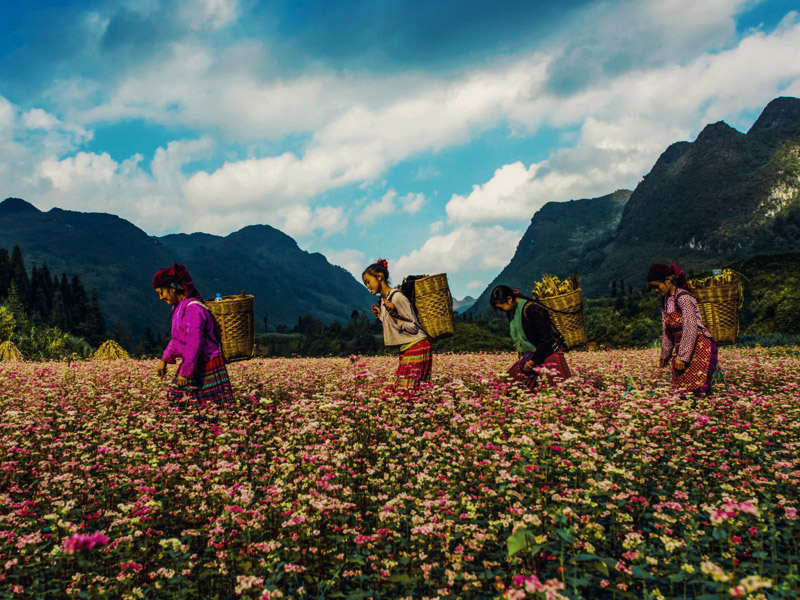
[0,198,374,338]
[468,96,800,314]
[2,96,798,338]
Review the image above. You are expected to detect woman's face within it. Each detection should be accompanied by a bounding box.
[156,286,181,305]
[649,278,674,297]
[362,273,382,295]
[492,297,517,313]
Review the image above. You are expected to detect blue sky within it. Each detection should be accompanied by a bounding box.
[1,0,799,300]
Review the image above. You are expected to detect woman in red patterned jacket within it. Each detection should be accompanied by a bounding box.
[647,263,718,395]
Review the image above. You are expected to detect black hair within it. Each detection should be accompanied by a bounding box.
[362,259,391,285]
[489,285,535,321]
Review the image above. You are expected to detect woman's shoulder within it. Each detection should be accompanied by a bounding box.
[389,289,410,302]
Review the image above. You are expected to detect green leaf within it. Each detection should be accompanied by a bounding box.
[593,561,609,577]
[712,527,727,541]
[507,529,532,557]
[388,574,414,584]
[555,528,575,542]
[631,566,654,580]
[668,571,686,582]
[347,554,366,565]
[571,553,599,561]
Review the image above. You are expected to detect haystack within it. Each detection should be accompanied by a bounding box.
[0,341,24,362]
[93,340,130,360]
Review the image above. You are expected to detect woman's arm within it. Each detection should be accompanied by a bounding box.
[383,293,420,334]
[523,303,558,366]
[659,314,674,366]
[176,305,207,378]
[676,294,699,363]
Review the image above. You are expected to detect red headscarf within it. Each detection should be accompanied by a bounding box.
[152,263,202,299]
[646,263,686,286]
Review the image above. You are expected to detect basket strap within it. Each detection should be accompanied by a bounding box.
[386,290,431,339]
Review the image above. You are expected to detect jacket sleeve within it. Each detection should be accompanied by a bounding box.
[176,304,207,378]
[162,338,179,363]
[523,303,558,366]
[162,307,179,363]
[660,313,674,364]
[382,293,420,334]
[676,294,700,363]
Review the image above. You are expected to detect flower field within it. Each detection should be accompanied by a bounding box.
[1,348,799,599]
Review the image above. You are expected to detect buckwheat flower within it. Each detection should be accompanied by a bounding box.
[784,506,798,520]
[62,531,110,554]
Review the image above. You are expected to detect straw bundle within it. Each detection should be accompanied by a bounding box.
[0,340,24,362]
[530,273,588,349]
[688,269,741,345]
[93,340,130,360]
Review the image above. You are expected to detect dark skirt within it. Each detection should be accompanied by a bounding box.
[167,354,234,406]
[507,351,570,391]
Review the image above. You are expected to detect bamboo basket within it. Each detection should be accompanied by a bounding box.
[412,274,456,341]
[534,288,588,349]
[205,293,255,362]
[688,273,740,345]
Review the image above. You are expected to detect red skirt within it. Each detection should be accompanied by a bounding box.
[507,351,570,392]
[167,354,234,406]
[393,338,433,390]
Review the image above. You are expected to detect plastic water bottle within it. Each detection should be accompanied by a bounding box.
[712,269,722,277]
[215,293,223,302]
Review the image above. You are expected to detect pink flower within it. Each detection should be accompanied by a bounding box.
[62,531,110,554]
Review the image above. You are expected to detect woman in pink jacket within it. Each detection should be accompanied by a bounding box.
[152,264,234,407]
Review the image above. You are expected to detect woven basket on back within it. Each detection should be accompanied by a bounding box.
[205,293,255,362]
[687,281,739,345]
[412,274,456,341]
[534,288,588,349]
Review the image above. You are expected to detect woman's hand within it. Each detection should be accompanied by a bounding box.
[522,361,535,373]
[371,303,381,319]
[156,360,167,378]
[383,299,395,312]
[176,375,189,386]
[673,358,686,371]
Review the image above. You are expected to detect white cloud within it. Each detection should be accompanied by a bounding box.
[401,192,425,214]
[38,152,117,190]
[393,224,523,276]
[323,248,368,279]
[21,108,60,130]
[182,0,239,30]
[466,280,486,291]
[356,190,397,225]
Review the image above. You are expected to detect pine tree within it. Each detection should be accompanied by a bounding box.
[10,245,31,308]
[71,275,89,335]
[0,247,10,299]
[51,290,69,330]
[6,282,31,332]
[86,289,106,346]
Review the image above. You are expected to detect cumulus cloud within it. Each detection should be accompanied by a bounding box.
[355,189,425,225]
[322,248,368,279]
[393,224,523,277]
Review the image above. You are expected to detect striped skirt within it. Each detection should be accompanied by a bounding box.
[507,351,571,392]
[167,354,235,406]
[393,338,433,390]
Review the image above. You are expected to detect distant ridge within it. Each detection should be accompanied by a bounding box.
[469,96,800,313]
[0,201,375,337]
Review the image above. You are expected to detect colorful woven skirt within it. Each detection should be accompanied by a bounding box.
[393,338,433,389]
[167,354,235,406]
[507,351,571,392]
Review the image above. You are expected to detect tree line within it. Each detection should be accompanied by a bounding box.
[0,244,106,358]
